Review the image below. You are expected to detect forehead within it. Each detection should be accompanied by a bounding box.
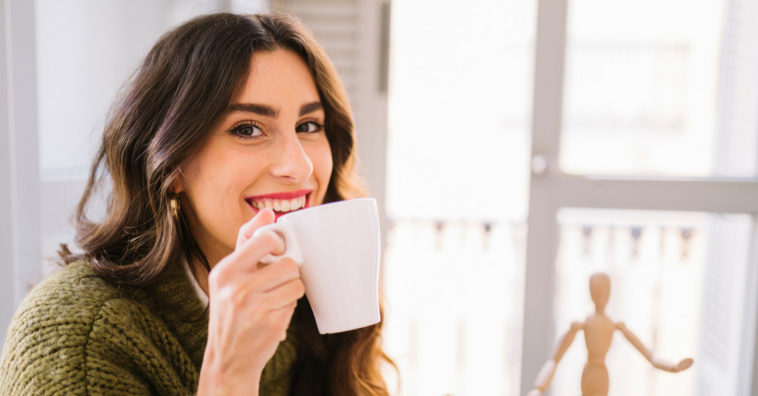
[234,48,320,107]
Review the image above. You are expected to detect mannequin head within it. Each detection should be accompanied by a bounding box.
[589,272,611,313]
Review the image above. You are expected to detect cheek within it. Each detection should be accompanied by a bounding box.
[180,147,262,246]
[312,140,334,188]
[183,143,262,199]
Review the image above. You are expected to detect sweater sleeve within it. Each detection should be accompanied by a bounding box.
[0,296,153,396]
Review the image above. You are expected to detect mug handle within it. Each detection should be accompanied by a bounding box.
[252,222,304,265]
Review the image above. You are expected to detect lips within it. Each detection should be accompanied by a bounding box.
[244,189,312,219]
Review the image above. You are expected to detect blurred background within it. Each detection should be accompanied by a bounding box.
[1,0,757,395]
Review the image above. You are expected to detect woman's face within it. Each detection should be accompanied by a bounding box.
[175,48,333,265]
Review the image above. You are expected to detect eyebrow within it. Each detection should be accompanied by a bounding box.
[224,101,323,118]
[298,102,323,116]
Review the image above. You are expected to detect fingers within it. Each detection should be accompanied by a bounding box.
[270,302,298,341]
[237,208,275,247]
[213,230,284,284]
[202,209,304,383]
[212,209,291,288]
[210,257,301,304]
[210,262,302,342]
[261,276,305,310]
[245,258,301,295]
[236,230,286,267]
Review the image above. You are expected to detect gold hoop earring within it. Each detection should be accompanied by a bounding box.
[169,196,180,219]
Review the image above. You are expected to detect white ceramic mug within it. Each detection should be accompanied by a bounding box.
[254,198,381,334]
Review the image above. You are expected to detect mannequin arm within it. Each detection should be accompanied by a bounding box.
[615,322,693,373]
[526,321,584,396]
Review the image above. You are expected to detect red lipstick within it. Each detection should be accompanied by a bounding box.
[244,189,312,221]
[245,189,312,200]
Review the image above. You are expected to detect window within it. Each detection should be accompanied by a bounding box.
[385,0,758,395]
[553,209,753,395]
[384,0,536,394]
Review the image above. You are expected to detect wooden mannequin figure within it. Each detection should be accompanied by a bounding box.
[526,273,693,396]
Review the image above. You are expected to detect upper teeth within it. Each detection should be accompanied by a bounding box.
[250,196,307,212]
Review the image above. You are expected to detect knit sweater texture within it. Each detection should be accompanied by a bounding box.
[0,260,298,395]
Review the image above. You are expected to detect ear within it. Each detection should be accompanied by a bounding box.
[170,168,185,194]
[170,183,183,194]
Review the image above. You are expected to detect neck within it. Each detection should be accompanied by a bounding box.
[189,256,213,296]
[189,237,231,296]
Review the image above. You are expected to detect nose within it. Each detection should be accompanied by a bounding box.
[269,131,314,183]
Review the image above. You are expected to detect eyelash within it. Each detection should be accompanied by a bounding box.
[296,121,324,134]
[229,120,324,140]
[229,122,263,139]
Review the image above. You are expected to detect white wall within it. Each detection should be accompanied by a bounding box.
[1,0,42,344]
[37,0,217,175]
[35,0,271,263]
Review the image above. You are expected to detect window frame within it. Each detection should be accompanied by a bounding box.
[0,0,42,344]
[520,0,758,395]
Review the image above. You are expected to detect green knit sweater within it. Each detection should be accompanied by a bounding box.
[0,260,298,395]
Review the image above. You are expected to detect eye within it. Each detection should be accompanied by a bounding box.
[296,121,323,134]
[230,122,263,139]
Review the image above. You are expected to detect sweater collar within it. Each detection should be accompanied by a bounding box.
[182,257,209,306]
[146,259,209,370]
[146,258,299,388]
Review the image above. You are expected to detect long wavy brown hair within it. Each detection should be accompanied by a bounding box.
[59,13,395,396]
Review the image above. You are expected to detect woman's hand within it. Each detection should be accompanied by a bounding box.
[197,209,305,396]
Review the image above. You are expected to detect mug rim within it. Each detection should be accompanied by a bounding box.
[277,197,377,221]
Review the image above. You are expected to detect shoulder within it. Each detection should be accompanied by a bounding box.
[0,261,148,394]
[11,260,126,326]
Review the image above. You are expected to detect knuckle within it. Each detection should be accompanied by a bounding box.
[238,222,251,238]
[211,253,240,278]
[255,231,281,251]
[265,315,285,333]
[215,286,236,304]
[280,329,289,341]
[293,279,306,297]
[207,268,223,289]
[280,259,300,276]
[233,287,252,308]
[244,292,263,311]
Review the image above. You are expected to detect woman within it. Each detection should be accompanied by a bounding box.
[0,13,393,395]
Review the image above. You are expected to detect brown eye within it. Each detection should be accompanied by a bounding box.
[296,121,323,133]
[230,123,263,139]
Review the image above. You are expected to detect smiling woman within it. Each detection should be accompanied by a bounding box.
[0,13,393,396]
[174,49,334,268]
